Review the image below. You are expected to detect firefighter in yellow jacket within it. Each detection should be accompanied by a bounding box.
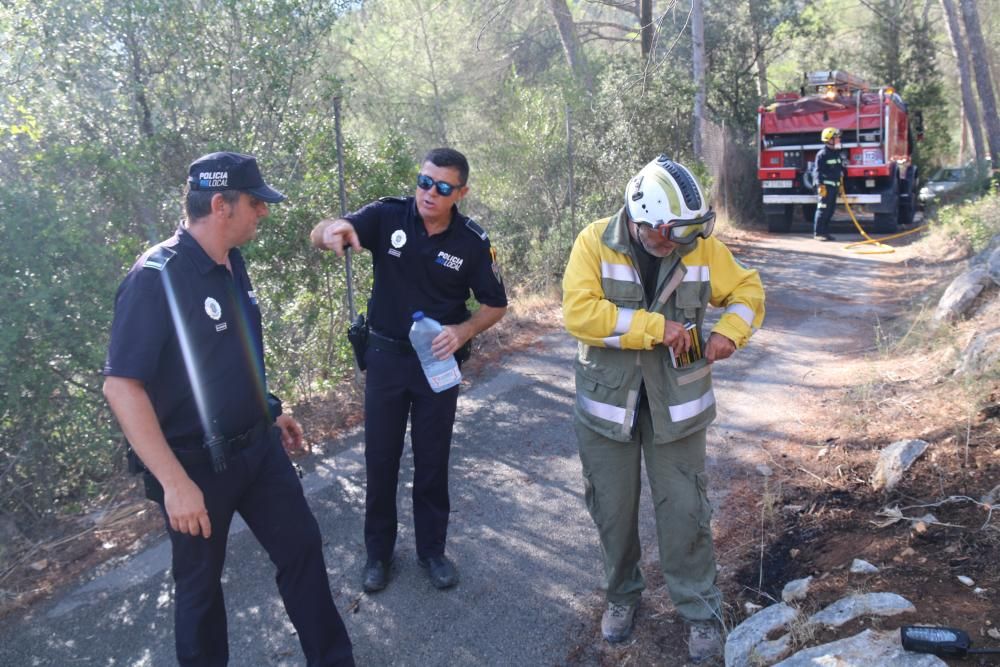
[562,156,764,662]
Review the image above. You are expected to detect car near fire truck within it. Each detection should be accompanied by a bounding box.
[757,70,921,234]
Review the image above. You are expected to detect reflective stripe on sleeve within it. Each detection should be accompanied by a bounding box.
[602,336,622,349]
[683,265,710,282]
[614,308,636,334]
[668,389,716,422]
[579,395,627,424]
[601,261,641,284]
[725,303,755,326]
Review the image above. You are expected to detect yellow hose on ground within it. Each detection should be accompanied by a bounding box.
[839,181,927,254]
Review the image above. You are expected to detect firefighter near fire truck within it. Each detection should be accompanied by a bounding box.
[758,71,920,235]
[813,127,844,241]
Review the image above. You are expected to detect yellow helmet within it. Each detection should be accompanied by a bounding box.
[821,127,842,143]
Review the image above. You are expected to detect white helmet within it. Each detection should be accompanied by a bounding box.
[625,155,715,244]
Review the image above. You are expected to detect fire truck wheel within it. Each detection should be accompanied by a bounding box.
[873,211,900,234]
[766,207,793,233]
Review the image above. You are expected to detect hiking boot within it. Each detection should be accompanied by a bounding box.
[601,600,637,643]
[813,234,834,241]
[687,619,723,663]
[418,554,458,589]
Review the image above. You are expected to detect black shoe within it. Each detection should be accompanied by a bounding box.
[418,555,458,589]
[362,558,390,593]
[813,234,834,241]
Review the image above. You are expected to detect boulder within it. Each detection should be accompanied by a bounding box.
[809,592,915,628]
[955,327,1000,375]
[773,628,947,666]
[934,267,990,323]
[725,602,799,667]
[987,245,1000,287]
[872,439,929,492]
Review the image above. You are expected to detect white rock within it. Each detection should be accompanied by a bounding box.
[988,627,1000,640]
[850,558,879,574]
[773,628,947,666]
[957,575,975,586]
[756,464,773,477]
[743,601,763,615]
[871,439,929,492]
[809,592,915,627]
[934,267,990,323]
[725,602,799,667]
[781,576,813,603]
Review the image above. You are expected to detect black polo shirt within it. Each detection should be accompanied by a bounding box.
[345,196,507,339]
[104,227,271,443]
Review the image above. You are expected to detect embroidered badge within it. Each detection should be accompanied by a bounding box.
[204,297,222,320]
[435,251,464,272]
[391,229,407,249]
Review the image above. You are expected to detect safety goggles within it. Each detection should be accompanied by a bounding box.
[417,173,463,197]
[635,210,716,244]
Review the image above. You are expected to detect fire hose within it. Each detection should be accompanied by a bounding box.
[838,180,928,254]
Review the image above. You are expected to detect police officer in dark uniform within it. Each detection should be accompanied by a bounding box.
[813,126,844,241]
[310,147,507,593]
[103,152,354,667]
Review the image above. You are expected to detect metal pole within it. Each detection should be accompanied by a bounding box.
[333,95,355,321]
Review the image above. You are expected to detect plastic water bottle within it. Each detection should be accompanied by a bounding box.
[409,311,462,392]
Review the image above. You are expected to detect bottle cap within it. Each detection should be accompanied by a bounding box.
[412,311,425,321]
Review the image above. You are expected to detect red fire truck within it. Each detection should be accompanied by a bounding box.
[757,70,920,233]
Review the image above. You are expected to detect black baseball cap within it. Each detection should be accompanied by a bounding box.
[187,151,286,203]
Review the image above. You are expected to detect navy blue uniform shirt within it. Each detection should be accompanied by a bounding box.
[104,227,271,443]
[345,196,507,339]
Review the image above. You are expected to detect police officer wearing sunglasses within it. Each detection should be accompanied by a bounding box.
[310,148,507,593]
[561,155,765,662]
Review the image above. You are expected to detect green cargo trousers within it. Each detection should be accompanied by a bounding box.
[574,403,722,622]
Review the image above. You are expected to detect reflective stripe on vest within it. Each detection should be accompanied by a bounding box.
[601,261,640,284]
[579,394,626,424]
[684,265,710,282]
[669,389,716,422]
[725,303,755,326]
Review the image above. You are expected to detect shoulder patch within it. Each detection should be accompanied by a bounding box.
[142,246,177,272]
[378,196,408,204]
[465,218,488,241]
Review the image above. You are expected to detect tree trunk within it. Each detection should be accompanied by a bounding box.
[414,0,448,144]
[692,0,706,158]
[640,0,653,60]
[959,0,1000,172]
[547,0,593,94]
[748,0,769,101]
[940,0,984,168]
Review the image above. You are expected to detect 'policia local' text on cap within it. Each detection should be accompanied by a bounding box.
[187,151,286,203]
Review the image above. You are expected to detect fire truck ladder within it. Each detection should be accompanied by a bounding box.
[854,89,883,149]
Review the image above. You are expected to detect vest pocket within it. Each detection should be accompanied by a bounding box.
[662,357,715,426]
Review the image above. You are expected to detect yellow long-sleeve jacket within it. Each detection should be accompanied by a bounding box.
[562,210,765,443]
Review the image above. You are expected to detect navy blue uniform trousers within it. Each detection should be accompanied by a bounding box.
[363,346,460,562]
[160,426,354,667]
[813,183,839,237]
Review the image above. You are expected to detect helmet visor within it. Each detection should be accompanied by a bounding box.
[641,210,716,244]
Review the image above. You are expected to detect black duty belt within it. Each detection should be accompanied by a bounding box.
[169,419,271,467]
[369,329,415,355]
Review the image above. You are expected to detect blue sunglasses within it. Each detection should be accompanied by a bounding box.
[417,173,463,196]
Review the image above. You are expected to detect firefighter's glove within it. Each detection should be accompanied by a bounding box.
[818,184,827,198]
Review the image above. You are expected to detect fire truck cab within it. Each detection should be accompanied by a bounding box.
[758,70,919,234]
